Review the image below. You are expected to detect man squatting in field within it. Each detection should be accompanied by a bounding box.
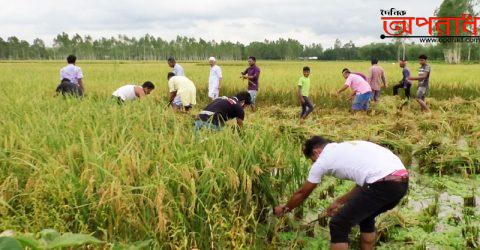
[241,56,260,111]
[167,57,186,110]
[393,59,412,99]
[55,55,85,97]
[275,136,409,250]
[167,72,197,112]
[111,81,155,103]
[297,66,314,123]
[408,54,431,112]
[208,56,222,100]
[367,58,387,103]
[194,91,252,131]
[337,68,373,112]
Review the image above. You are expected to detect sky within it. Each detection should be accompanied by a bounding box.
[0,0,446,48]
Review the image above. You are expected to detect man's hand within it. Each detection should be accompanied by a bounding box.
[327,200,343,217]
[326,186,360,217]
[347,95,354,101]
[300,97,305,104]
[274,205,288,217]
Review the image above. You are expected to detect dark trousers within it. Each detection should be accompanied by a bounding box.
[329,180,408,243]
[393,83,411,99]
[112,96,124,104]
[56,81,83,97]
[301,96,314,118]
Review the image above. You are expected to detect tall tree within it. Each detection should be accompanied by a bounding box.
[435,0,477,63]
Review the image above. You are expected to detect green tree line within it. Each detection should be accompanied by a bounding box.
[1,32,480,61]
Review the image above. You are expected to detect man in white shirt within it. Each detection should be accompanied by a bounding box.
[274,136,409,250]
[112,81,155,103]
[57,55,84,96]
[167,57,185,76]
[208,57,222,100]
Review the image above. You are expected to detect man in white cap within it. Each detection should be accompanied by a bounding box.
[208,57,222,100]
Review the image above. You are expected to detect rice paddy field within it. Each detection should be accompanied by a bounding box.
[0,60,479,249]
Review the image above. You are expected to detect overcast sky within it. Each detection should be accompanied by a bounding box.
[0,0,445,48]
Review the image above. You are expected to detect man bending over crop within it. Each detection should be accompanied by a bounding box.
[337,68,373,112]
[195,91,252,131]
[167,72,197,112]
[274,136,409,250]
[112,81,155,103]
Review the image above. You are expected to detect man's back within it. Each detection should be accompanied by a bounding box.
[60,64,83,85]
[309,141,405,186]
[112,85,137,101]
[200,97,244,126]
[169,76,196,92]
[173,64,185,76]
[368,65,385,90]
[345,74,372,95]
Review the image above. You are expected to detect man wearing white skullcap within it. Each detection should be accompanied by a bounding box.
[208,56,222,100]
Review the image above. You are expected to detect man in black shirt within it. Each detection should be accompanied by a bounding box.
[195,91,252,131]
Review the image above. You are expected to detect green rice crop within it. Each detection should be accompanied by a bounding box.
[0,60,479,248]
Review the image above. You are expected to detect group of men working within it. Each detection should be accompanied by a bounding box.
[334,55,431,114]
[55,53,431,126]
[53,55,424,249]
[56,55,261,130]
[292,55,431,125]
[164,56,259,129]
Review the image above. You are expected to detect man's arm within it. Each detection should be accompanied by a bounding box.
[408,75,425,81]
[298,86,305,103]
[134,86,146,99]
[244,68,259,80]
[337,85,349,94]
[236,118,244,128]
[248,69,259,79]
[409,71,429,81]
[348,91,356,100]
[169,91,177,102]
[274,181,317,217]
[327,185,360,217]
[78,79,85,91]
